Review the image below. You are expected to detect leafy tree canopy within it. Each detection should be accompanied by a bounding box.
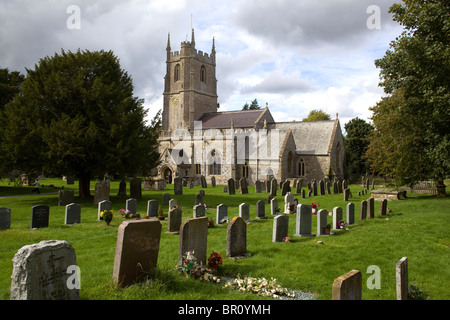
[302,109,331,122]
[0,67,24,110]
[242,99,261,110]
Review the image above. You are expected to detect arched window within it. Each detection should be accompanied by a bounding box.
[208,149,221,175]
[242,162,249,178]
[174,64,180,82]
[200,65,206,83]
[298,159,305,177]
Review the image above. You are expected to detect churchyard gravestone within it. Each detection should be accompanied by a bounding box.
[58,190,74,206]
[332,207,343,230]
[216,204,228,224]
[65,203,81,225]
[301,189,306,198]
[117,180,127,198]
[66,176,74,185]
[195,193,203,206]
[30,205,49,229]
[223,186,228,193]
[281,180,290,196]
[396,257,408,300]
[265,180,271,193]
[113,220,162,287]
[200,175,207,188]
[98,200,112,221]
[130,178,142,200]
[199,189,205,197]
[227,178,235,195]
[0,207,11,230]
[296,179,302,194]
[272,215,289,242]
[270,178,277,197]
[255,180,262,193]
[168,198,177,211]
[319,180,325,196]
[312,181,317,196]
[10,240,79,300]
[226,217,249,258]
[94,180,110,205]
[193,204,205,218]
[379,199,388,216]
[255,200,267,219]
[316,209,328,236]
[178,217,208,265]
[326,181,331,194]
[368,197,375,219]
[332,270,362,300]
[333,181,338,194]
[344,188,350,201]
[126,198,137,215]
[270,198,279,216]
[308,190,312,197]
[163,193,170,205]
[239,203,250,222]
[167,207,182,234]
[360,200,367,220]
[284,191,295,213]
[211,176,216,188]
[239,178,248,194]
[174,177,183,195]
[147,199,159,217]
[294,204,313,237]
[346,202,355,225]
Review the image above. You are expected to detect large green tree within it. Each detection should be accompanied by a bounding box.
[302,109,331,122]
[344,117,373,180]
[0,49,160,198]
[0,67,24,110]
[370,0,449,190]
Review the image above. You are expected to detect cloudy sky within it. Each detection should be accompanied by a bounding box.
[0,0,404,130]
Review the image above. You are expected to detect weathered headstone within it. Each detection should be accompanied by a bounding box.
[396,257,408,300]
[270,198,278,216]
[301,189,306,198]
[255,200,267,219]
[239,203,250,221]
[272,215,289,242]
[319,180,325,196]
[346,202,355,225]
[113,220,162,287]
[333,181,338,194]
[265,180,271,193]
[312,181,317,196]
[199,189,205,197]
[379,199,388,216]
[10,240,79,300]
[193,204,205,218]
[0,207,11,230]
[326,181,331,194]
[216,204,228,224]
[270,178,277,196]
[296,179,303,194]
[163,193,170,205]
[332,207,343,230]
[94,180,110,205]
[65,203,81,225]
[147,199,159,217]
[239,178,248,194]
[117,179,127,198]
[200,175,207,188]
[332,270,362,300]
[255,180,262,193]
[195,193,203,206]
[167,207,182,234]
[30,205,49,229]
[226,217,249,258]
[316,209,328,236]
[211,176,216,188]
[58,190,74,206]
[227,178,235,195]
[281,181,290,196]
[129,178,142,201]
[294,204,313,237]
[98,200,112,221]
[368,197,375,219]
[359,200,367,220]
[126,198,137,214]
[174,177,183,195]
[178,217,208,265]
[284,191,295,213]
[344,188,350,201]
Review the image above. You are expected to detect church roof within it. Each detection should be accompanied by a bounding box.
[198,109,267,129]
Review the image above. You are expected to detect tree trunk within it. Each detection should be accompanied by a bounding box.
[78,172,92,199]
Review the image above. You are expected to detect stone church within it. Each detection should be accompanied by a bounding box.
[156,30,345,186]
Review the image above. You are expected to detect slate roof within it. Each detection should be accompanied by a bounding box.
[198,109,266,129]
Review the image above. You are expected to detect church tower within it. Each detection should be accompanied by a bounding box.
[162,30,218,132]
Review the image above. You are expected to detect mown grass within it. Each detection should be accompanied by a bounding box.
[0,178,449,300]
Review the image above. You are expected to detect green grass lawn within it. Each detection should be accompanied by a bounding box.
[0,178,449,300]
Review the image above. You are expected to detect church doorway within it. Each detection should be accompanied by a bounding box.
[163,167,173,184]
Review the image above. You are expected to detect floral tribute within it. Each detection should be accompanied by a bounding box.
[224,275,297,299]
[100,210,113,225]
[176,251,221,283]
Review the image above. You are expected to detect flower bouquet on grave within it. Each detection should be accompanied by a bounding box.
[311,202,320,215]
[119,208,140,219]
[337,220,347,230]
[289,204,296,214]
[100,210,113,225]
[207,251,223,271]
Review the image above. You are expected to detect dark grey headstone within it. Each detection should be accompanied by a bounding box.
[30,205,49,229]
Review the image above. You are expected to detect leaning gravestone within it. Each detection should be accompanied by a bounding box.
[167,207,182,234]
[255,200,267,219]
[147,199,159,217]
[281,180,290,196]
[178,217,208,265]
[30,205,49,229]
[98,200,112,221]
[227,217,249,258]
[58,190,74,206]
[113,220,162,287]
[174,177,183,195]
[272,215,289,242]
[10,240,79,300]
[239,203,250,222]
[294,204,312,237]
[0,207,11,230]
[65,203,81,225]
[94,180,110,205]
[227,178,235,195]
[216,204,228,224]
[193,204,205,218]
[129,178,142,201]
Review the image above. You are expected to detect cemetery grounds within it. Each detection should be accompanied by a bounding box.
[0,178,449,300]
